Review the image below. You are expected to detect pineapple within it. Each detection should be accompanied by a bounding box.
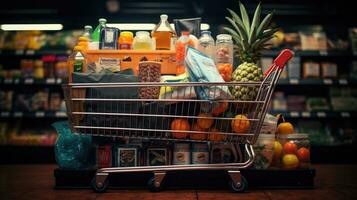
[224,2,277,101]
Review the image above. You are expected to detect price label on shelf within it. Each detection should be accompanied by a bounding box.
[46,78,55,84]
[14,112,23,117]
[56,78,62,84]
[323,79,333,85]
[319,50,328,56]
[55,112,67,117]
[338,79,348,85]
[302,112,311,118]
[15,50,24,55]
[353,51,357,56]
[341,112,350,118]
[317,112,326,118]
[290,111,299,118]
[1,112,10,117]
[289,79,299,85]
[13,79,20,84]
[24,78,34,84]
[35,111,45,118]
[26,50,35,55]
[4,78,13,84]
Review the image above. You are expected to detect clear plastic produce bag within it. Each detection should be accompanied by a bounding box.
[52,121,94,169]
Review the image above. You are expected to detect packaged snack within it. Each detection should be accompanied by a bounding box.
[184,46,232,100]
[146,147,169,166]
[114,146,138,167]
[159,73,196,101]
[96,145,113,168]
[287,57,301,79]
[210,143,240,163]
[0,91,13,111]
[34,60,44,79]
[49,92,62,111]
[173,143,190,165]
[306,97,330,111]
[191,143,209,164]
[138,61,161,99]
[14,93,32,111]
[32,90,49,111]
[20,59,34,78]
[174,17,201,38]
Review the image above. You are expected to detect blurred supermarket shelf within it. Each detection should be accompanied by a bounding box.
[0,78,65,85]
[262,49,356,57]
[277,78,357,86]
[0,49,70,56]
[270,111,357,118]
[0,111,67,118]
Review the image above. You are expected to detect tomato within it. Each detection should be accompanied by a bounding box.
[297,147,310,162]
[190,123,207,140]
[171,118,190,139]
[282,154,299,169]
[211,102,228,116]
[197,113,214,129]
[283,142,298,155]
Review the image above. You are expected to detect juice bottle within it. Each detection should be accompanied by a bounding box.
[133,31,154,50]
[118,31,133,50]
[83,25,93,40]
[152,14,176,50]
[175,31,194,75]
[77,36,89,50]
[67,46,86,82]
[90,18,107,50]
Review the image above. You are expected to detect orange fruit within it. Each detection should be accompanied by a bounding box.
[282,154,299,169]
[277,115,294,134]
[207,127,226,142]
[211,102,228,116]
[171,118,190,139]
[197,113,214,129]
[217,63,233,82]
[283,142,298,155]
[231,114,250,133]
[190,123,207,140]
[297,147,310,162]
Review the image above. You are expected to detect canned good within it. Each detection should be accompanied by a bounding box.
[191,143,209,164]
[173,143,190,165]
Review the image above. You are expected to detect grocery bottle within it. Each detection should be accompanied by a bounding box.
[118,31,133,50]
[152,14,177,50]
[175,31,194,75]
[83,25,93,40]
[198,31,215,59]
[100,27,120,49]
[77,36,89,50]
[133,31,154,50]
[90,18,107,50]
[67,46,86,82]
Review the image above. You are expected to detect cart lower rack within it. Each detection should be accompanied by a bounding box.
[63,49,294,192]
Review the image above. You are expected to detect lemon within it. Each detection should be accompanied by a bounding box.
[274,141,282,158]
[282,154,299,169]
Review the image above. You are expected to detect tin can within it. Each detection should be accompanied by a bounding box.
[96,145,112,168]
[192,143,209,164]
[173,143,190,165]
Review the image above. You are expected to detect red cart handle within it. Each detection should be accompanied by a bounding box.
[264,49,294,76]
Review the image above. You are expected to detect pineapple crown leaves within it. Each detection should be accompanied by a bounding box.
[224,1,278,62]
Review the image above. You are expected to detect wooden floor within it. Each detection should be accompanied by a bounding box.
[0,164,356,200]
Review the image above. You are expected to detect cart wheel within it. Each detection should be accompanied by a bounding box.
[229,175,248,193]
[91,177,109,193]
[148,177,164,192]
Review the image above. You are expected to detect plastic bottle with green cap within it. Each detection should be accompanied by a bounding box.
[83,25,93,40]
[67,46,86,81]
[91,18,107,49]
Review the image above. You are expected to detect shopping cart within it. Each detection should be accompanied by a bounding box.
[63,49,294,192]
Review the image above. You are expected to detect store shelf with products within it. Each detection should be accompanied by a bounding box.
[0,78,65,85]
[262,49,356,57]
[0,111,67,118]
[277,78,357,86]
[0,49,70,57]
[270,111,357,119]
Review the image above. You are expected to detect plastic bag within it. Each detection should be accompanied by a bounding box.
[52,121,94,169]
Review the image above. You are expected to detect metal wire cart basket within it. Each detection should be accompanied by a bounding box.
[63,49,294,192]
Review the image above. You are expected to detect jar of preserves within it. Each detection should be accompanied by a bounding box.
[215,34,233,65]
[118,31,134,50]
[133,31,154,50]
[277,133,310,169]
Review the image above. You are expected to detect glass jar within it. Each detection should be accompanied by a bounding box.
[118,31,134,50]
[173,143,190,165]
[215,34,233,65]
[133,31,154,50]
[277,133,310,169]
[253,134,275,169]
